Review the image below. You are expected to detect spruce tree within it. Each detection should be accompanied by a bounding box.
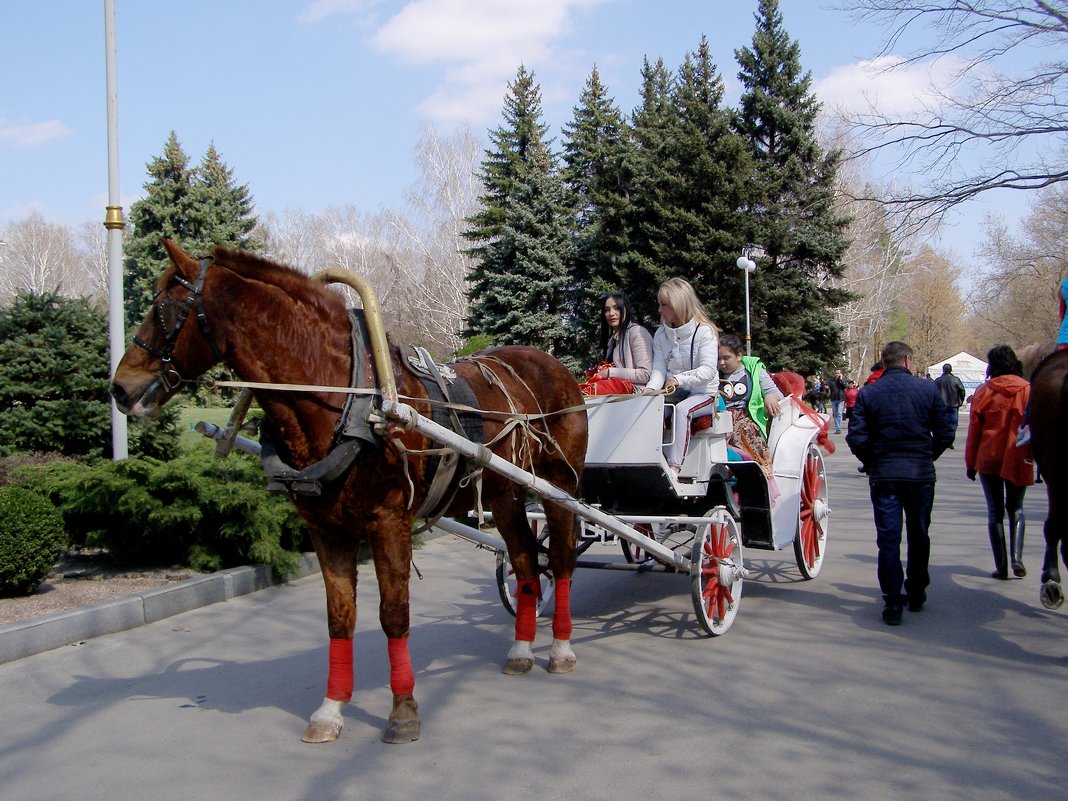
[664,38,752,333]
[124,131,197,325]
[191,143,260,251]
[620,45,752,332]
[560,66,634,359]
[124,133,260,326]
[734,0,852,373]
[0,292,178,459]
[619,57,679,322]
[464,67,574,366]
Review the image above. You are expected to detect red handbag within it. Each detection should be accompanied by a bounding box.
[579,362,635,396]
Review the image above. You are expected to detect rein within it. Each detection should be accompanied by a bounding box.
[204,376,658,422]
[133,257,224,390]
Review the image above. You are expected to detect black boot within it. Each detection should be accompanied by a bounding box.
[1009,512,1026,577]
[988,522,1008,579]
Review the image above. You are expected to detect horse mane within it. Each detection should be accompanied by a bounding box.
[208,247,345,317]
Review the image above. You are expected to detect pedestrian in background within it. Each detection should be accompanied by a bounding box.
[936,363,966,414]
[965,345,1034,579]
[828,369,848,434]
[844,379,859,422]
[846,341,957,626]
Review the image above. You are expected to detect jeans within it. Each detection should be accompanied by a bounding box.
[870,481,935,606]
[831,399,844,432]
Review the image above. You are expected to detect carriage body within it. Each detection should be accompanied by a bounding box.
[581,392,829,557]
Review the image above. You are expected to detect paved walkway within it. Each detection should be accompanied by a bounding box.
[0,416,1063,801]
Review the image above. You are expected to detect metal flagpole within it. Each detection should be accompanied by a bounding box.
[104,0,128,459]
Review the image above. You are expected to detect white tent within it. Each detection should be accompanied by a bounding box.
[928,351,988,393]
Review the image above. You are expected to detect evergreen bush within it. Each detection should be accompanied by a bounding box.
[0,290,180,460]
[0,485,66,597]
[14,450,308,575]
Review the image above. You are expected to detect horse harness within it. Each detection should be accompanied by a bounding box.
[259,312,485,518]
[133,257,224,390]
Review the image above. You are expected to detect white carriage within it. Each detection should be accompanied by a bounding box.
[434,390,831,636]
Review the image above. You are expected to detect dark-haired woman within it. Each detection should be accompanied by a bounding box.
[965,344,1035,579]
[594,292,653,387]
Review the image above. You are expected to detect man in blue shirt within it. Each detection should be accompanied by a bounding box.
[846,341,958,625]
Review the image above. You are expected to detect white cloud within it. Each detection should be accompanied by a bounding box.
[372,0,592,63]
[0,117,72,148]
[309,0,613,123]
[814,55,965,118]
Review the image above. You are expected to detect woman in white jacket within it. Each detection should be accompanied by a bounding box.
[642,277,720,473]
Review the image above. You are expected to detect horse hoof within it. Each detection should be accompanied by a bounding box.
[547,656,576,674]
[1040,582,1064,610]
[381,694,420,744]
[503,657,534,675]
[301,720,342,743]
[382,718,421,744]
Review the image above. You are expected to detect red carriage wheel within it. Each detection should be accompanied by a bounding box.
[794,445,829,579]
[690,508,745,636]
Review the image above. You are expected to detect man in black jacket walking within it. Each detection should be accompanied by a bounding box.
[935,363,966,414]
[846,342,958,625]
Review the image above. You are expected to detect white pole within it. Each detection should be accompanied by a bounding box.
[737,252,756,357]
[104,0,128,460]
[743,268,751,356]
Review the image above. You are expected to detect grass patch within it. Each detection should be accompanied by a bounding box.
[177,406,235,451]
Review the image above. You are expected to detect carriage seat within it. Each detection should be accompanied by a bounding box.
[690,411,732,436]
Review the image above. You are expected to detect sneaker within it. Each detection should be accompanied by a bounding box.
[882,604,903,625]
[1016,424,1031,447]
[907,598,924,613]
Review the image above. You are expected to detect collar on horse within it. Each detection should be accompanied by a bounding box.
[259,309,379,496]
[133,257,225,390]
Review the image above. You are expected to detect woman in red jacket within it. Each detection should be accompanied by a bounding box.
[965,345,1035,579]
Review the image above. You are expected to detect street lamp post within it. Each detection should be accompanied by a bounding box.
[736,250,757,356]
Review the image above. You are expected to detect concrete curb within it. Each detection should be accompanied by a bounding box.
[0,552,321,665]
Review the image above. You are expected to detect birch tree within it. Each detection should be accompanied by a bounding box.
[389,123,482,357]
[0,212,80,302]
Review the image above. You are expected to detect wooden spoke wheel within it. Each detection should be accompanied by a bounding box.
[794,445,829,579]
[690,508,745,636]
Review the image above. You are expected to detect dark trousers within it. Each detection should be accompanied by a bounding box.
[978,473,1026,527]
[870,481,935,606]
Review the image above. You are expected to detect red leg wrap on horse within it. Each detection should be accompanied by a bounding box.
[515,578,539,642]
[552,578,572,641]
[387,637,415,695]
[326,638,354,702]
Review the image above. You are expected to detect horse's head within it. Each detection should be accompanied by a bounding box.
[110,239,226,418]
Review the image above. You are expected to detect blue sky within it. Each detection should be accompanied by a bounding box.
[0,0,1026,263]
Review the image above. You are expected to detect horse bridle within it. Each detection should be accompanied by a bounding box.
[133,257,225,390]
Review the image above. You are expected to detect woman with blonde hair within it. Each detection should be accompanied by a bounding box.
[642,277,720,475]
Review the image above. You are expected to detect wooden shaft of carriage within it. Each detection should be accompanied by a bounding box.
[383,399,695,571]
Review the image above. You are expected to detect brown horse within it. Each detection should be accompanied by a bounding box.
[1028,348,1068,609]
[110,240,587,743]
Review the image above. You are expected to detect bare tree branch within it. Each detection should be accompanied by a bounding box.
[835,1,1068,231]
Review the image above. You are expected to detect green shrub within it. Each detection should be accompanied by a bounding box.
[0,291,180,460]
[0,485,66,597]
[14,450,308,575]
